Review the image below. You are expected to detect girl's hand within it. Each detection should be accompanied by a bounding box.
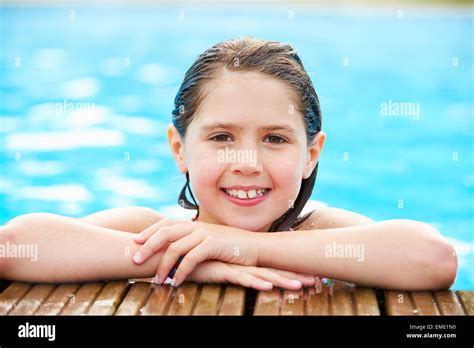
[188,261,316,291]
[132,218,261,286]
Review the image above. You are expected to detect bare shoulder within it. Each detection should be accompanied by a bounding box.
[78,206,165,233]
[296,207,375,231]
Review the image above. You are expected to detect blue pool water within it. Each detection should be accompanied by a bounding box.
[0,5,472,289]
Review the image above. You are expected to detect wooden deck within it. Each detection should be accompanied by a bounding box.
[0,279,472,316]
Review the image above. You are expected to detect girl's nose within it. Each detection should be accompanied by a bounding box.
[230,161,263,175]
[228,149,263,175]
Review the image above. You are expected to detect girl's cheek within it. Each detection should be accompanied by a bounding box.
[267,153,303,183]
[190,148,225,189]
[267,156,304,204]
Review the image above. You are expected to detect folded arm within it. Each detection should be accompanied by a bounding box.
[256,219,458,290]
[0,209,315,290]
[0,212,164,283]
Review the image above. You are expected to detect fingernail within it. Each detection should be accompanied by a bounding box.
[261,281,273,290]
[152,275,160,284]
[170,279,177,287]
[133,252,142,263]
[291,280,302,287]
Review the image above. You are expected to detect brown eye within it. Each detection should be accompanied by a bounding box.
[210,133,233,142]
[264,134,287,144]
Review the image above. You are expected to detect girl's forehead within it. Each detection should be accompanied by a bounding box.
[205,70,297,103]
[193,71,303,128]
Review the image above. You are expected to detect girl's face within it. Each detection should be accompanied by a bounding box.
[168,70,325,232]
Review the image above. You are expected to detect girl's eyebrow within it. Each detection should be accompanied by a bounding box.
[200,122,296,134]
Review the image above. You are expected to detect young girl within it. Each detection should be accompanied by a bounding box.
[1,37,457,292]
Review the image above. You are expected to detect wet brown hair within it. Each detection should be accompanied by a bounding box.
[172,37,322,232]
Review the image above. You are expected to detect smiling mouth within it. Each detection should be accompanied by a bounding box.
[220,188,271,200]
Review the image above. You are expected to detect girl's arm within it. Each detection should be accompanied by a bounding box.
[75,206,165,233]
[0,212,315,290]
[256,219,458,290]
[0,213,165,283]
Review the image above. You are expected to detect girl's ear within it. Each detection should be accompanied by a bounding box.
[303,131,326,179]
[168,124,188,174]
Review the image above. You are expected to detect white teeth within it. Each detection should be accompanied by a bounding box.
[247,189,257,199]
[224,188,268,199]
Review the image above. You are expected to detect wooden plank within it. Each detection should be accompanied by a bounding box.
[9,284,56,315]
[306,286,330,315]
[0,282,33,315]
[115,282,152,315]
[457,291,474,315]
[167,282,199,315]
[88,281,129,315]
[218,286,245,315]
[192,284,221,315]
[281,290,305,315]
[330,288,354,315]
[140,284,174,315]
[60,283,104,315]
[35,284,80,315]
[433,290,465,316]
[353,288,380,315]
[385,291,416,315]
[411,292,440,315]
[253,289,281,315]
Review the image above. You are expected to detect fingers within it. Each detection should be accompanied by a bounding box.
[170,239,215,287]
[258,270,303,290]
[174,259,314,292]
[134,219,184,244]
[225,265,315,290]
[265,268,316,287]
[154,233,204,285]
[225,267,273,291]
[132,224,192,264]
[186,261,224,283]
[242,266,302,290]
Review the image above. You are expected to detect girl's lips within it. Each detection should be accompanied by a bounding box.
[220,188,271,207]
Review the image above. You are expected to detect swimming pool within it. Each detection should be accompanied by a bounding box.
[0,4,472,289]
